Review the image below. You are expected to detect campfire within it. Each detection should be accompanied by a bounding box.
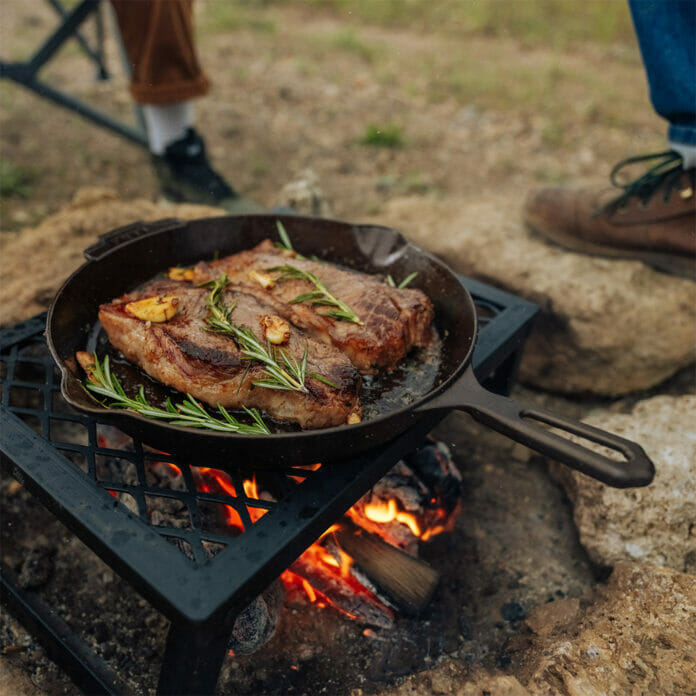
[97,427,462,650]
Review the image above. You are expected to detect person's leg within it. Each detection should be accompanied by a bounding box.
[110,0,209,106]
[110,1,262,211]
[628,0,696,163]
[522,2,695,278]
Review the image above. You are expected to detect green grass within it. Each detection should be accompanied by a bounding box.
[0,159,34,199]
[298,0,636,48]
[359,123,405,148]
[328,28,378,62]
[198,2,276,34]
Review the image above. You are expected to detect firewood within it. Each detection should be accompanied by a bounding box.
[289,556,394,629]
[333,519,439,615]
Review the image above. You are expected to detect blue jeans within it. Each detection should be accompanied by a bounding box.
[628,0,696,147]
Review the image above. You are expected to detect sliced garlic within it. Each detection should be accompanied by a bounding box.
[249,269,275,289]
[259,315,291,345]
[347,412,362,425]
[76,351,96,380]
[125,296,180,323]
[168,267,194,281]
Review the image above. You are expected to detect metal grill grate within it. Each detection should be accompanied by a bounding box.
[1,329,327,565]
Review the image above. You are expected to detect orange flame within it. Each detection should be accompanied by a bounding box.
[353,498,422,538]
[243,477,268,523]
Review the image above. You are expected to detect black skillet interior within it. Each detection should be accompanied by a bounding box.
[47,215,478,466]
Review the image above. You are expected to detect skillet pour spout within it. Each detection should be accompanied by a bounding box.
[47,214,655,488]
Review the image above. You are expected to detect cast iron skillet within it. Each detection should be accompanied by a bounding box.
[47,215,654,488]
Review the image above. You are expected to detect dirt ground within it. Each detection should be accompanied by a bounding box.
[1,2,664,233]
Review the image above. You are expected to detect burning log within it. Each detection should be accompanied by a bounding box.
[348,439,462,554]
[332,519,439,615]
[287,554,395,630]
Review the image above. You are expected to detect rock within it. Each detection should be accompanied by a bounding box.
[17,544,55,590]
[0,187,225,327]
[553,394,696,571]
[517,562,696,696]
[524,598,580,637]
[371,195,696,395]
[276,169,332,217]
[228,581,285,655]
[0,656,46,696]
[374,661,529,696]
[501,601,526,622]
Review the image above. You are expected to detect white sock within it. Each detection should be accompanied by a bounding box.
[142,102,194,155]
[669,141,696,169]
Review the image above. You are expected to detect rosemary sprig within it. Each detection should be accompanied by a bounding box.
[273,220,297,254]
[386,272,418,288]
[268,265,363,325]
[203,274,310,392]
[84,354,270,434]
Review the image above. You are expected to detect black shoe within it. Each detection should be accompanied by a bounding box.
[151,128,264,214]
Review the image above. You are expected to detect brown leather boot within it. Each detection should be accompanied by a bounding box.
[524,151,695,279]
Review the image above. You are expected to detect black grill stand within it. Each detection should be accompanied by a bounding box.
[0,277,537,695]
[0,0,149,148]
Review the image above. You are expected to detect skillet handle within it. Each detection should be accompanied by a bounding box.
[84,218,185,261]
[417,368,655,488]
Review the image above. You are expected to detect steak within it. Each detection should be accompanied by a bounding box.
[98,278,362,429]
[192,240,435,373]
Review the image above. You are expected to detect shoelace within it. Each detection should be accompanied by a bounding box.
[609,150,693,208]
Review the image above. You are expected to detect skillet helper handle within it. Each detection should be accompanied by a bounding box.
[421,369,655,489]
[84,218,185,261]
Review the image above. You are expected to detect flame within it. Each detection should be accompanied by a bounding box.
[243,477,268,523]
[353,498,422,538]
[301,578,316,603]
[289,462,322,484]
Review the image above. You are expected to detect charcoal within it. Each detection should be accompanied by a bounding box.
[17,544,55,590]
[228,580,285,655]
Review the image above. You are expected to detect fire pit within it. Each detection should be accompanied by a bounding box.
[0,275,538,695]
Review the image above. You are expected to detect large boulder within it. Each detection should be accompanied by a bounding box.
[518,562,696,696]
[371,195,695,395]
[552,393,696,572]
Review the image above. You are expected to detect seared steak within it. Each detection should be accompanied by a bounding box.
[192,240,434,373]
[98,278,362,429]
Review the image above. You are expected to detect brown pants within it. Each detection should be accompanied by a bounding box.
[110,0,209,105]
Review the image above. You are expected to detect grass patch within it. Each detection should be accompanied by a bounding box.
[329,28,378,62]
[359,123,404,148]
[198,2,276,34]
[300,0,635,48]
[0,159,34,199]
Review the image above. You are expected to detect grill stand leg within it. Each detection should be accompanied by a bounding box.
[157,618,233,696]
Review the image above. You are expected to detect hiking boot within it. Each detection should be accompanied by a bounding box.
[151,127,264,214]
[524,151,696,279]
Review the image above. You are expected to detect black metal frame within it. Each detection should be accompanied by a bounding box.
[0,0,148,147]
[0,278,538,695]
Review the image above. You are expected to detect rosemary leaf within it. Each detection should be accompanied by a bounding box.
[308,372,340,389]
[275,220,294,251]
[268,264,363,325]
[83,354,269,435]
[386,272,418,288]
[398,272,418,288]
